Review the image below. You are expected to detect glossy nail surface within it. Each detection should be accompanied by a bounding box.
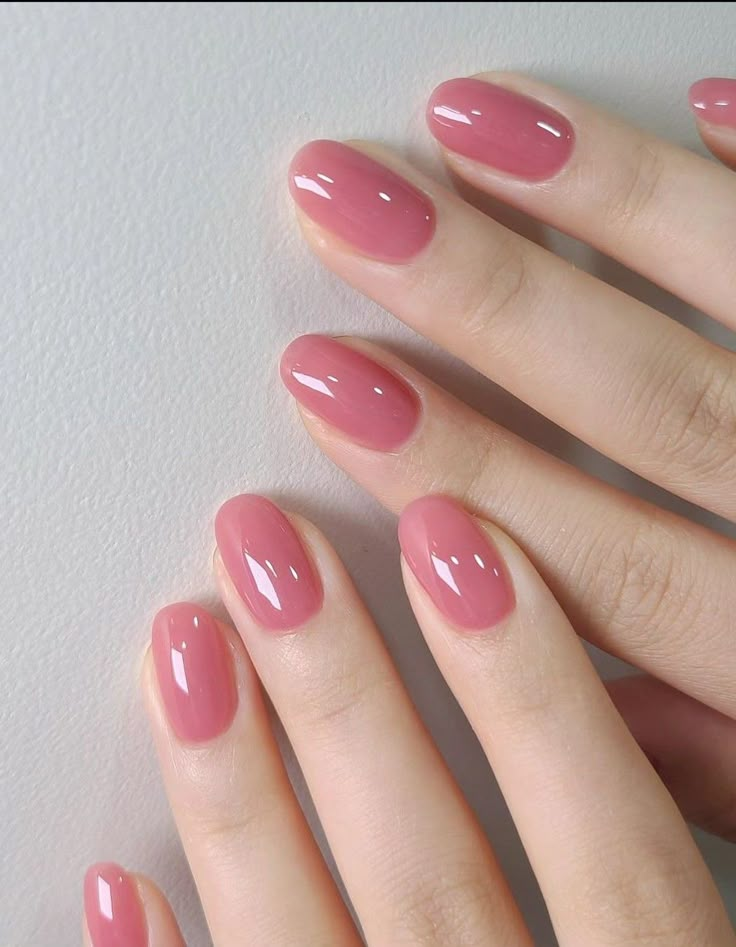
[84,863,147,947]
[427,78,574,180]
[689,77,736,127]
[280,335,420,451]
[399,495,514,630]
[152,603,237,743]
[289,140,435,262]
[215,495,322,631]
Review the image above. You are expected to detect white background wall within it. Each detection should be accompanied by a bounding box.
[2,3,735,944]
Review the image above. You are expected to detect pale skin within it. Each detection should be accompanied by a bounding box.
[85,74,736,945]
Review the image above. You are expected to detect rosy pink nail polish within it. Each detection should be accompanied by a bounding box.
[399,495,514,631]
[289,140,435,263]
[427,78,574,180]
[152,603,237,743]
[689,78,736,128]
[84,863,147,947]
[215,495,322,632]
[280,335,420,451]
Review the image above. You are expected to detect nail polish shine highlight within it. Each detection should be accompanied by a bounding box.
[152,603,237,743]
[427,78,574,180]
[689,77,736,128]
[399,495,514,631]
[289,140,435,262]
[280,335,420,451]
[215,495,322,632]
[84,863,147,947]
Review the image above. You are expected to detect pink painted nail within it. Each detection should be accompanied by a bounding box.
[152,603,237,743]
[399,495,514,631]
[289,140,435,263]
[215,495,322,632]
[689,78,736,128]
[427,78,574,180]
[84,863,147,947]
[280,335,420,451]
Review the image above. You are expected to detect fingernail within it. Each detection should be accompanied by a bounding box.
[399,495,514,630]
[84,863,147,947]
[215,495,322,632]
[289,139,435,263]
[427,78,574,180]
[280,335,420,451]
[152,603,237,743]
[689,77,736,128]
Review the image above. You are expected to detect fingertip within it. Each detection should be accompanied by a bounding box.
[694,122,736,170]
[83,862,149,947]
[688,76,736,125]
[688,77,736,169]
[398,495,516,633]
[138,641,154,693]
[132,873,187,947]
[278,333,323,390]
[213,494,325,633]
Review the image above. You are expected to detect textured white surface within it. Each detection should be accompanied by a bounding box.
[2,2,735,944]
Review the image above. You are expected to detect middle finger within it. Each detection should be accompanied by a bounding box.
[214,494,530,947]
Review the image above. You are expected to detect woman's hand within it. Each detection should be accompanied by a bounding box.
[282,73,736,836]
[86,494,732,946]
[83,74,736,945]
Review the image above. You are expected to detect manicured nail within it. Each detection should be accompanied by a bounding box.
[152,603,237,743]
[427,78,574,180]
[289,140,435,263]
[399,495,514,630]
[689,77,736,128]
[84,863,147,947]
[215,495,322,631]
[280,335,420,451]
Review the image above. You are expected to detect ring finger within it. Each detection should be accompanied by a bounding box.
[398,495,734,945]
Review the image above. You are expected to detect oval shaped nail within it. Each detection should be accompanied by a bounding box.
[427,78,574,180]
[152,603,238,743]
[399,495,514,631]
[215,495,322,632]
[280,335,420,451]
[84,863,147,947]
[689,77,736,128]
[289,140,435,263]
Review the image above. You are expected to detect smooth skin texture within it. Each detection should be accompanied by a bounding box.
[84,74,736,945]
[89,496,733,947]
[286,77,736,752]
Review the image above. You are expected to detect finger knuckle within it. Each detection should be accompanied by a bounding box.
[572,837,710,946]
[296,651,396,741]
[588,517,693,647]
[184,774,282,848]
[395,863,497,946]
[652,355,736,479]
[461,431,504,504]
[607,139,667,232]
[459,240,532,344]
[459,427,529,520]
